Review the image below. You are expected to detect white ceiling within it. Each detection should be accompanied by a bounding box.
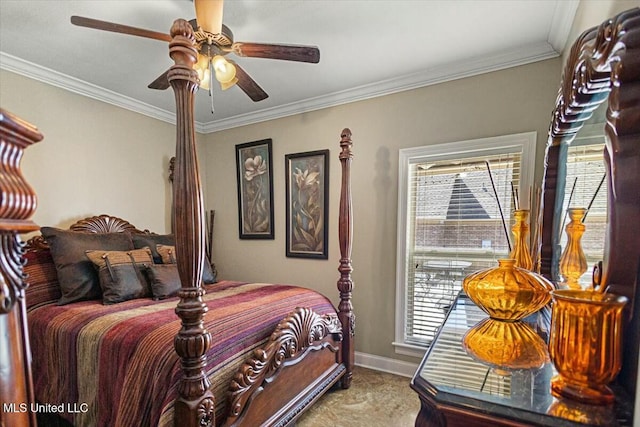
[0,0,578,133]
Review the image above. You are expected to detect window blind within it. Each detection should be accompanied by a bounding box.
[405,151,522,345]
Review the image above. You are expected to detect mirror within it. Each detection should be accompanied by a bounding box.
[538,7,640,397]
[548,103,607,286]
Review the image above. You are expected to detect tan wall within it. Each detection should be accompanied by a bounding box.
[0,70,176,234]
[202,58,562,361]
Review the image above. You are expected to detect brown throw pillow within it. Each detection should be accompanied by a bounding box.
[156,244,217,284]
[86,248,153,304]
[131,233,175,264]
[40,227,134,305]
[145,264,181,300]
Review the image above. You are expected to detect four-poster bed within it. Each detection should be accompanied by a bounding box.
[1,18,355,427]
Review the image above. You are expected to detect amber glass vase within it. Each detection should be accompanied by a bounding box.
[549,289,627,405]
[559,207,588,289]
[509,209,533,270]
[463,259,553,321]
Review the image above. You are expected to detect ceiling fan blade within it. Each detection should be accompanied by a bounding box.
[148,70,170,90]
[194,0,224,34]
[231,42,320,63]
[232,62,269,102]
[70,16,171,42]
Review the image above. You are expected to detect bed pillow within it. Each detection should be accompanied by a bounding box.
[85,247,153,304]
[156,244,177,264]
[23,249,62,311]
[40,227,134,305]
[145,264,181,300]
[155,244,217,284]
[131,233,175,264]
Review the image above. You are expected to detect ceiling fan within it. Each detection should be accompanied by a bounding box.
[70,0,320,105]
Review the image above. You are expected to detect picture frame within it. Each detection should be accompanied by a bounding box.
[235,139,275,239]
[285,149,330,259]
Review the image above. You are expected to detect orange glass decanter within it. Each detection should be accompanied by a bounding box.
[559,207,588,289]
[509,209,533,270]
[463,259,553,321]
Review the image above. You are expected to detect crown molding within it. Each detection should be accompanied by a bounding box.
[2,39,560,134]
[0,52,183,127]
[202,41,558,132]
[547,0,580,53]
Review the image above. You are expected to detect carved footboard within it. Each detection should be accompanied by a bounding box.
[225,307,343,426]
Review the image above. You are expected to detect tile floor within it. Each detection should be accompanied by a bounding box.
[296,366,420,427]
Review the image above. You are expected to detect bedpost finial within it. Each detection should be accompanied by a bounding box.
[168,18,197,73]
[339,128,353,160]
[170,18,195,41]
[341,128,352,142]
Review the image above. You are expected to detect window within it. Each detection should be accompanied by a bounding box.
[394,133,536,356]
[559,128,607,287]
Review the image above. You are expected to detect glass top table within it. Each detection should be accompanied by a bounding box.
[411,293,633,427]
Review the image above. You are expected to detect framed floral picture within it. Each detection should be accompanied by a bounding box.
[235,139,275,239]
[285,149,329,259]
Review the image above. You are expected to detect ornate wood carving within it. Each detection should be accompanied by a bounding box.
[0,108,43,427]
[0,235,29,314]
[337,128,355,388]
[225,307,342,426]
[167,19,215,427]
[169,156,176,182]
[70,214,142,234]
[539,7,640,396]
[24,214,148,251]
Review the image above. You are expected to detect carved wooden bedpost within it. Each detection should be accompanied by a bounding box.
[337,128,355,388]
[167,20,215,427]
[0,109,43,427]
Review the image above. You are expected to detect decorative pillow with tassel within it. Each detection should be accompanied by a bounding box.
[86,247,153,304]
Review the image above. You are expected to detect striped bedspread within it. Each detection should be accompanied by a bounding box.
[28,280,337,427]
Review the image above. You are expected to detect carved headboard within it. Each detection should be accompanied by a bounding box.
[26,214,150,251]
[539,7,640,397]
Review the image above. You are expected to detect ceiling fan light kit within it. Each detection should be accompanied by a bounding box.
[212,55,236,84]
[69,0,320,112]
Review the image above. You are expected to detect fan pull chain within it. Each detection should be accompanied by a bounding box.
[208,58,215,114]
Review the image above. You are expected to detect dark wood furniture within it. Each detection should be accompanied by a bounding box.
[411,294,632,427]
[412,6,639,426]
[0,19,355,427]
[0,108,43,427]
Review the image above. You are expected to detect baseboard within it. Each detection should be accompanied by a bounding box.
[354,352,420,378]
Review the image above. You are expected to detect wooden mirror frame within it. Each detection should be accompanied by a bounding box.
[539,7,640,397]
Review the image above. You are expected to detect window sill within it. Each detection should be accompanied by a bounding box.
[392,341,428,358]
